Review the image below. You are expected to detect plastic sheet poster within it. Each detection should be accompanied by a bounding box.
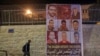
[46,4,83,56]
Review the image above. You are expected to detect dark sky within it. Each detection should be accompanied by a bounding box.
[0,0,97,5]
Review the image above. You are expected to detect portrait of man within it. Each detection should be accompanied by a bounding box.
[74,32,80,43]
[58,20,69,31]
[72,20,79,31]
[48,19,54,31]
[59,31,70,44]
[47,31,57,44]
[58,5,71,19]
[72,8,80,19]
[47,5,57,19]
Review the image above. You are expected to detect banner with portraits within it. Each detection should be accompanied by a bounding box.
[46,4,83,56]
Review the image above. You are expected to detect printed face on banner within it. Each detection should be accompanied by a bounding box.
[46,4,83,56]
[47,19,58,31]
[58,31,71,44]
[57,5,71,19]
[47,31,58,44]
[71,19,80,32]
[71,5,80,19]
[70,32,81,43]
[47,5,57,19]
[58,20,71,31]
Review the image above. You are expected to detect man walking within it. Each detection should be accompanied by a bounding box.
[22,40,31,56]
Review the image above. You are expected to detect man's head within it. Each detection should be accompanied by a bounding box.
[49,19,54,27]
[72,20,79,31]
[73,8,78,13]
[49,31,55,39]
[28,40,31,43]
[62,31,67,41]
[74,32,79,42]
[48,5,57,17]
[61,20,66,26]
[59,5,70,19]
[62,6,69,15]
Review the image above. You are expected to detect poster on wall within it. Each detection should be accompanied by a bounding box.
[46,4,83,56]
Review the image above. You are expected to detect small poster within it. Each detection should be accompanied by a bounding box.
[46,4,83,56]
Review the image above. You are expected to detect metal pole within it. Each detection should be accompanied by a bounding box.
[9,11,10,25]
[32,14,33,25]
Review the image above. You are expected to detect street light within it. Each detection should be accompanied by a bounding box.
[25,9,33,18]
[26,9,32,15]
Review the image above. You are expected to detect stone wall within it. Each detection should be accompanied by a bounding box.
[83,24,100,56]
[0,25,46,56]
[0,24,100,56]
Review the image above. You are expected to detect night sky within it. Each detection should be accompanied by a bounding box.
[0,0,97,5]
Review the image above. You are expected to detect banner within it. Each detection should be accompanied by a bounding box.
[46,4,83,56]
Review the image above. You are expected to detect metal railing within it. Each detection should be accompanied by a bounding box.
[0,9,46,25]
